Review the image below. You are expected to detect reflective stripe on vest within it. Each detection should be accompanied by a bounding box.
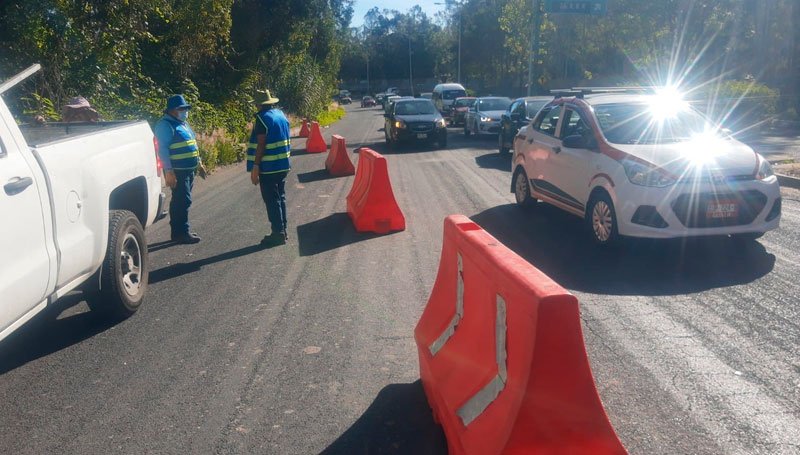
[246,109,291,174]
[161,116,199,169]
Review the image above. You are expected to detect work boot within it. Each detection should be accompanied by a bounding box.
[172,232,201,244]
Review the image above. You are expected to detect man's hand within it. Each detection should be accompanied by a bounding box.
[251,168,260,185]
[198,162,208,180]
[165,170,177,188]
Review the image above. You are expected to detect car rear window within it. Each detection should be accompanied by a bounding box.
[443,90,467,100]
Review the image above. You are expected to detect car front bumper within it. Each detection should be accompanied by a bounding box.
[615,176,781,238]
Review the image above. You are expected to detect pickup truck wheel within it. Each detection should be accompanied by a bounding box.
[89,210,148,320]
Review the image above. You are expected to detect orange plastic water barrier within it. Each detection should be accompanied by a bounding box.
[305,121,327,153]
[325,135,355,176]
[299,119,310,138]
[345,148,405,234]
[414,215,627,455]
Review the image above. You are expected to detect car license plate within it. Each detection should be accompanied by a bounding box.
[417,133,427,139]
[706,200,738,219]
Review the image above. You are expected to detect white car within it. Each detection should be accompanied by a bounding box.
[511,88,781,245]
[465,96,511,136]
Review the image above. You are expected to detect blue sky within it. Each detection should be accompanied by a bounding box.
[351,1,445,27]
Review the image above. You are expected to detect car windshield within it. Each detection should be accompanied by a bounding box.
[443,89,466,100]
[478,98,511,111]
[454,98,475,108]
[395,100,437,115]
[526,100,549,117]
[595,103,715,144]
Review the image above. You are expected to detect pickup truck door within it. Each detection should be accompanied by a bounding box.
[0,118,53,330]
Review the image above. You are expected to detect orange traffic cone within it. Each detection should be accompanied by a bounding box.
[305,121,327,153]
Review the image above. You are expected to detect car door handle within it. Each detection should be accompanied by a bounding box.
[553,146,561,154]
[4,176,33,195]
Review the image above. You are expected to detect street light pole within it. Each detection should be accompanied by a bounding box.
[408,36,414,96]
[458,7,462,83]
[527,0,541,96]
[366,52,370,95]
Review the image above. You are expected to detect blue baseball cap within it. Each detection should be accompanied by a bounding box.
[165,94,191,112]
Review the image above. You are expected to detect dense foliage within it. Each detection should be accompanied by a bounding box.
[340,0,798,124]
[0,0,354,169]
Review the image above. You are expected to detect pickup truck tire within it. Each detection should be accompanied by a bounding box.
[88,210,148,319]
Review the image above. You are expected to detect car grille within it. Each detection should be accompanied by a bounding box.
[408,122,434,133]
[677,173,755,184]
[671,190,767,227]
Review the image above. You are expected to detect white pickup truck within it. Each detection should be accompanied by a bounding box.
[0,64,164,342]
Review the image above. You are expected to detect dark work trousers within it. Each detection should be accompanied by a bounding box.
[259,171,289,234]
[169,169,195,237]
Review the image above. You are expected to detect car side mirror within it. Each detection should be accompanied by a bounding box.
[563,134,596,149]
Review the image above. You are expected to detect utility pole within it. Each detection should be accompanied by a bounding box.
[527,0,542,96]
[409,36,414,96]
[366,52,370,95]
[458,6,462,83]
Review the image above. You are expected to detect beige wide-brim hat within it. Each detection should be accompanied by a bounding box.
[254,90,280,105]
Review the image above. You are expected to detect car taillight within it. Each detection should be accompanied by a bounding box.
[153,136,162,177]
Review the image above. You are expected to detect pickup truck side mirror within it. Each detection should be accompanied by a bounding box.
[563,134,597,150]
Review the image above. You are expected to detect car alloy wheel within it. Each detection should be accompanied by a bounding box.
[514,168,533,206]
[588,194,618,245]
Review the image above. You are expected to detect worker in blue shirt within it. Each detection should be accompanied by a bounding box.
[154,94,202,244]
[247,90,291,244]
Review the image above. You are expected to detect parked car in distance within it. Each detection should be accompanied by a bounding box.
[418,92,433,100]
[464,96,511,136]
[384,98,448,148]
[499,96,552,153]
[511,87,781,245]
[375,93,388,107]
[361,96,376,108]
[432,83,467,120]
[0,64,164,342]
[450,96,476,126]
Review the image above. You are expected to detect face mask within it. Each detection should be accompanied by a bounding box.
[178,110,189,122]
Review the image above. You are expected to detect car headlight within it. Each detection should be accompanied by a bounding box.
[755,155,774,180]
[394,120,406,129]
[480,116,491,122]
[436,118,446,128]
[622,159,676,187]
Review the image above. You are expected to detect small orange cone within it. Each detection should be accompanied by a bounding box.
[305,121,327,153]
[299,119,310,138]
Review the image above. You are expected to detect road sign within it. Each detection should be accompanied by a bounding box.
[545,0,607,15]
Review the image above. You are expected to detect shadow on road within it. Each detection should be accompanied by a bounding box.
[147,239,177,253]
[149,242,272,284]
[296,169,339,184]
[321,380,447,455]
[470,203,776,295]
[0,293,118,375]
[296,213,389,256]
[290,147,330,157]
[475,152,511,172]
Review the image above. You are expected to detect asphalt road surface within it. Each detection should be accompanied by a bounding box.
[1,104,799,454]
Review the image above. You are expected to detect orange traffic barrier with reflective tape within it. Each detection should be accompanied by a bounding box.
[346,148,405,234]
[299,119,310,138]
[414,215,626,455]
[305,121,327,153]
[325,135,355,176]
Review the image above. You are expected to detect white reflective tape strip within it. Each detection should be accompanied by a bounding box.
[429,253,464,356]
[457,295,507,426]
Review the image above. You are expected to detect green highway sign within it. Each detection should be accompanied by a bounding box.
[545,0,607,15]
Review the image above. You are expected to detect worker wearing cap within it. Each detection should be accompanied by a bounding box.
[155,94,201,244]
[247,90,291,244]
[61,96,100,122]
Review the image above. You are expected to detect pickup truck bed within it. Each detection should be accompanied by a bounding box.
[18,121,141,147]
